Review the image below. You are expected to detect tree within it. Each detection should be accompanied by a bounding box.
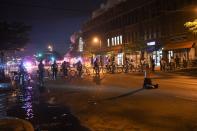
[0,21,31,51]
[0,21,31,80]
[184,19,197,34]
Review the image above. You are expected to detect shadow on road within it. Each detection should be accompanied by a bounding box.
[88,88,145,105]
[103,88,144,101]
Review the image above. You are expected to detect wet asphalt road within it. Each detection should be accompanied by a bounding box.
[0,82,90,131]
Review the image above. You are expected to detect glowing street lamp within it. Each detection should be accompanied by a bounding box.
[93,37,99,44]
[48,45,53,51]
[92,37,101,49]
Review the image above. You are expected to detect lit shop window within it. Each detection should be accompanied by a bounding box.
[107,38,110,47]
[78,37,84,52]
[117,53,123,65]
[114,37,117,46]
[117,36,120,45]
[120,35,123,44]
[112,38,114,46]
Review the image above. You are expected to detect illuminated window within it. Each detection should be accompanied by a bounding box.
[112,38,114,46]
[117,53,123,65]
[107,38,110,47]
[114,37,117,45]
[120,35,123,44]
[117,36,120,45]
[78,37,84,52]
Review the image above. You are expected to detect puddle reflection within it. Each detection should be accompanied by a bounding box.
[0,85,90,131]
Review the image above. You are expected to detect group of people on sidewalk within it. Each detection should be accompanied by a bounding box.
[92,54,189,74]
[160,55,188,71]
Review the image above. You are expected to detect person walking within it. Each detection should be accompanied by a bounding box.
[51,61,58,80]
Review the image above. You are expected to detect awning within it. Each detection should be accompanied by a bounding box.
[163,41,195,50]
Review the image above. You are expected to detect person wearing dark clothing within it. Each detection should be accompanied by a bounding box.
[61,61,68,77]
[183,55,187,68]
[124,58,129,73]
[151,58,155,72]
[175,56,180,69]
[94,58,100,75]
[18,61,27,85]
[38,60,45,86]
[76,61,83,77]
[51,61,58,80]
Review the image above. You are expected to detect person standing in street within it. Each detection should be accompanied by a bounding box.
[151,58,155,72]
[170,57,175,71]
[76,61,83,77]
[61,61,67,77]
[51,61,58,80]
[175,55,180,69]
[94,58,100,75]
[38,60,45,86]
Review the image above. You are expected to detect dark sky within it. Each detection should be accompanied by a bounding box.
[0,0,105,55]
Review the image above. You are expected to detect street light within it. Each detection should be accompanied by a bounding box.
[48,45,53,52]
[92,37,101,48]
[93,37,99,44]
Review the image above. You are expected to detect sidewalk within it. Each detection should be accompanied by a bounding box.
[154,67,197,77]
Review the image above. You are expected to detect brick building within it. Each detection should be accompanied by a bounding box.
[82,0,197,67]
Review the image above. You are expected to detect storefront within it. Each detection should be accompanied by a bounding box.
[125,51,141,65]
[146,41,162,66]
[163,41,196,62]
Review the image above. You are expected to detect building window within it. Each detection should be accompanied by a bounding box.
[120,35,123,44]
[117,36,120,45]
[112,38,114,46]
[114,37,117,46]
[117,53,123,65]
[78,37,84,52]
[107,38,110,47]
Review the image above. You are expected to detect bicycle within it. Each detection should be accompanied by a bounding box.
[82,66,91,76]
[68,68,77,80]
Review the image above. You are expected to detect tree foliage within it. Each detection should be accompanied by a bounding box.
[184,19,197,34]
[0,21,31,51]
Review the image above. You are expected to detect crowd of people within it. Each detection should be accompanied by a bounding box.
[160,55,188,71]
[10,54,189,87]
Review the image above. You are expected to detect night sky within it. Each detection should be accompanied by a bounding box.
[0,0,105,55]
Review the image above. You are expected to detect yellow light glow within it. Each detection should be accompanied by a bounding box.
[93,37,99,43]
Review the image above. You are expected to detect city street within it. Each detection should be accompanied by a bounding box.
[1,0,197,130]
[38,71,197,131]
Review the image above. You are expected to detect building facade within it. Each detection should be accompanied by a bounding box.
[82,0,197,67]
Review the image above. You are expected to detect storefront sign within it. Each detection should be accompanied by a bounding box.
[147,41,156,46]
